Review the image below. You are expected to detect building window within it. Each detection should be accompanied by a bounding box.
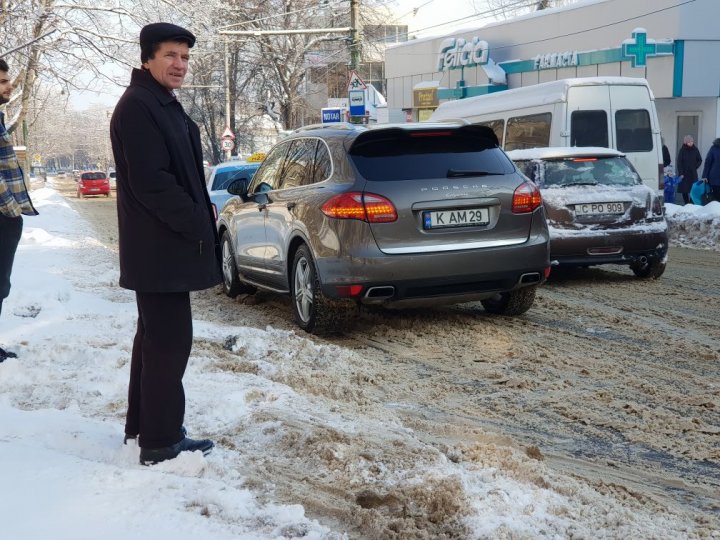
[364,25,409,44]
[505,113,552,150]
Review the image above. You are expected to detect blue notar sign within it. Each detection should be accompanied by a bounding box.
[321,108,343,123]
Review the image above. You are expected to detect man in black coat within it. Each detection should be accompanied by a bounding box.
[110,22,222,465]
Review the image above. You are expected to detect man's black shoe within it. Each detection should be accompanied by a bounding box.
[0,347,17,361]
[124,426,186,445]
[139,437,214,465]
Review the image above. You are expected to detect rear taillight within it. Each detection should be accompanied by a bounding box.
[211,203,218,221]
[335,285,363,297]
[512,182,542,213]
[658,163,664,189]
[321,192,397,223]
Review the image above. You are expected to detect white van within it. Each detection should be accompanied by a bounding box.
[428,77,663,191]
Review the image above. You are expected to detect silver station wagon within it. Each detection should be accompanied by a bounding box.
[218,122,551,333]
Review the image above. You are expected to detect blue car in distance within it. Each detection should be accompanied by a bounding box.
[207,160,262,223]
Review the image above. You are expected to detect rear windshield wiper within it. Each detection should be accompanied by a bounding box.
[447,169,503,178]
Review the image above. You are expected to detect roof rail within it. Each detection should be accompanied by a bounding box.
[293,122,365,133]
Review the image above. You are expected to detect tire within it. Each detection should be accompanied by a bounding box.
[221,231,244,297]
[481,285,537,316]
[290,244,355,334]
[631,258,666,279]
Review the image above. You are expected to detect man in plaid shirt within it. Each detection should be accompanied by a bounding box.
[0,58,38,362]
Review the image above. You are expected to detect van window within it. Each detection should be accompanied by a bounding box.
[505,113,551,151]
[475,119,505,146]
[615,109,653,152]
[571,110,608,147]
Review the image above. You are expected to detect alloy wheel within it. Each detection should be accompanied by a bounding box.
[293,256,313,323]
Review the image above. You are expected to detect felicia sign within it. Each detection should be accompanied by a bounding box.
[437,37,490,71]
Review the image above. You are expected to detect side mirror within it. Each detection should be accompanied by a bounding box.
[227,178,249,196]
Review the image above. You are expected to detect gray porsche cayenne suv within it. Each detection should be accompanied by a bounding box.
[218,122,550,333]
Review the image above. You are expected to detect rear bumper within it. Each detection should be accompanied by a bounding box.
[316,227,550,305]
[549,221,668,266]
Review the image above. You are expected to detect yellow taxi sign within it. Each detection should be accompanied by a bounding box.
[246,152,266,163]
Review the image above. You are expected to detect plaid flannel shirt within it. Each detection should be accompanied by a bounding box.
[0,111,38,217]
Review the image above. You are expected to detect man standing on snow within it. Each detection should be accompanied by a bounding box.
[0,58,38,363]
[109,24,221,465]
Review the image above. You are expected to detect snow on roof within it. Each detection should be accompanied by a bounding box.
[429,77,650,121]
[386,0,610,48]
[506,147,624,160]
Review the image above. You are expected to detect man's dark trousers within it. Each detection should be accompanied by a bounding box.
[0,214,23,317]
[126,291,192,449]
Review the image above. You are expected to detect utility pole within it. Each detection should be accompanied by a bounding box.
[349,0,361,71]
[224,39,232,161]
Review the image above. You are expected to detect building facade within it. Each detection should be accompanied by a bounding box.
[385,0,720,161]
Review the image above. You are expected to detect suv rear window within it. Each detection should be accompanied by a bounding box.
[349,129,513,181]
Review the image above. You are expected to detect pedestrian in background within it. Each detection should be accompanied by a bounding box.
[676,135,702,204]
[0,58,38,363]
[110,23,221,465]
[662,139,672,169]
[701,138,720,203]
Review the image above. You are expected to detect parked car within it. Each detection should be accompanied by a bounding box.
[107,170,117,190]
[206,160,262,221]
[76,171,111,198]
[218,122,551,333]
[507,147,668,278]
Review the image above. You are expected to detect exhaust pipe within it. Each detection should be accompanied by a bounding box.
[364,286,395,299]
[519,272,541,285]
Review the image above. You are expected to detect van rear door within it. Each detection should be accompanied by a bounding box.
[608,84,662,191]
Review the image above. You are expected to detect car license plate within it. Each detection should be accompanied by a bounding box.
[423,207,489,229]
[574,202,624,215]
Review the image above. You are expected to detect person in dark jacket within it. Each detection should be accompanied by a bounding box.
[110,23,221,465]
[0,58,38,362]
[662,141,672,169]
[701,138,720,203]
[676,135,702,204]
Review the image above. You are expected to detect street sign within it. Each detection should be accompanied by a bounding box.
[321,107,344,123]
[347,70,367,92]
[348,90,366,117]
[221,138,234,151]
[221,126,235,139]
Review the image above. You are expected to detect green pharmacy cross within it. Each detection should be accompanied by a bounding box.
[623,30,657,68]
